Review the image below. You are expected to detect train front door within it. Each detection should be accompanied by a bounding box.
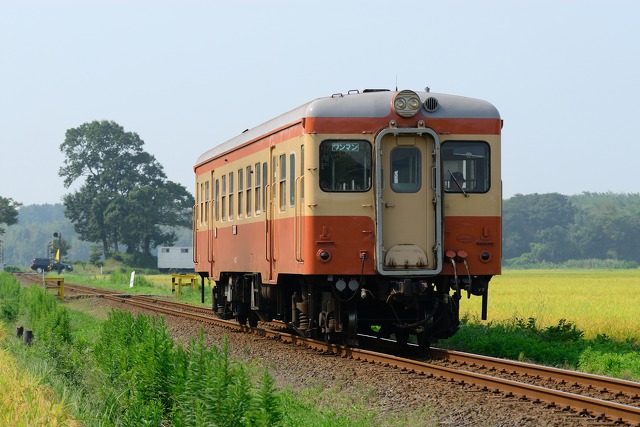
[375,128,443,275]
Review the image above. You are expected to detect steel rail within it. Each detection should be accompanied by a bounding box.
[429,348,640,398]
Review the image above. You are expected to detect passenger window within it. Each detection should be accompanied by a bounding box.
[215,179,220,221]
[238,168,243,218]
[319,140,371,192]
[246,166,252,217]
[221,176,227,221]
[262,162,268,213]
[203,181,210,222]
[390,147,421,193]
[279,154,286,211]
[442,141,490,193]
[229,172,234,219]
[255,162,261,215]
[289,153,295,207]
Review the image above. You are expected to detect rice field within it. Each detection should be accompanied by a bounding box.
[459,269,640,341]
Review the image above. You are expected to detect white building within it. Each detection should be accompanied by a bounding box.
[157,246,194,272]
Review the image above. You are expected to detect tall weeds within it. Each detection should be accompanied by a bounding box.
[1,273,284,425]
[94,311,283,426]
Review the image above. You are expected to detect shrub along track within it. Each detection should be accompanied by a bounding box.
[13,273,640,426]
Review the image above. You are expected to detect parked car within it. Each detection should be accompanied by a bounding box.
[30,258,73,273]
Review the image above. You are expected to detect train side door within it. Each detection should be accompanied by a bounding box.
[265,147,277,282]
[375,128,443,275]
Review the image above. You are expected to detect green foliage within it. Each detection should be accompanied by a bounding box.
[19,285,84,385]
[0,196,21,235]
[0,272,21,322]
[59,120,194,260]
[504,192,640,264]
[504,258,639,269]
[503,193,577,262]
[578,345,640,381]
[172,332,282,427]
[94,311,284,426]
[94,311,174,413]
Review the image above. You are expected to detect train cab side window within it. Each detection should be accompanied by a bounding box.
[442,141,490,193]
[319,140,371,192]
[390,147,421,193]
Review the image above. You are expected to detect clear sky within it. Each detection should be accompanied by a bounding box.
[1,0,638,206]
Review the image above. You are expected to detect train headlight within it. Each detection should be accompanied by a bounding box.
[317,249,331,262]
[393,90,421,118]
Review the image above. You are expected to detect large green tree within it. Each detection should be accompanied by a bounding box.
[0,196,21,235]
[59,120,194,259]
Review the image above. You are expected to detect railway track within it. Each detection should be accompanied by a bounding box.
[14,273,640,425]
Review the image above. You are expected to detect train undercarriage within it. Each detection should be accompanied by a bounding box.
[210,272,490,349]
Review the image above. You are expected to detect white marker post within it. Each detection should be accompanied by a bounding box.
[129,271,135,288]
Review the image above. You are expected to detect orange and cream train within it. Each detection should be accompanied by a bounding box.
[193,88,501,348]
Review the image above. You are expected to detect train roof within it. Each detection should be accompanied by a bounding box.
[195,90,499,167]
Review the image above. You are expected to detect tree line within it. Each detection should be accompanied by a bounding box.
[503,192,640,267]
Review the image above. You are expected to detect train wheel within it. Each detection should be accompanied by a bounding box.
[346,307,358,346]
[395,329,409,347]
[237,313,248,326]
[416,331,430,349]
[248,311,258,328]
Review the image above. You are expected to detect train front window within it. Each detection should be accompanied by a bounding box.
[390,147,421,193]
[442,141,490,193]
[319,140,371,192]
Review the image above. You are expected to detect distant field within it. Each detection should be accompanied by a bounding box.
[459,269,640,341]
